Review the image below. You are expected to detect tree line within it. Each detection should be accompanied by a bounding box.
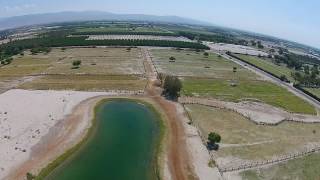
[0,36,209,64]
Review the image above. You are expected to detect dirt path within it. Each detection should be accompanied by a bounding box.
[142,47,197,180]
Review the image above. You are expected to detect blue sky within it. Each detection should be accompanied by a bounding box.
[0,0,319,48]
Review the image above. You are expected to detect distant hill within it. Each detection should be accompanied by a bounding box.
[0,11,211,30]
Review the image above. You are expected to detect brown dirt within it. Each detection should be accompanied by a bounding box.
[143,47,197,180]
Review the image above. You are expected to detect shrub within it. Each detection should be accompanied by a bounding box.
[72,60,82,67]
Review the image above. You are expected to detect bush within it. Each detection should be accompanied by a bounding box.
[72,60,82,67]
[26,172,36,180]
[169,56,176,61]
[204,52,209,57]
[208,132,221,145]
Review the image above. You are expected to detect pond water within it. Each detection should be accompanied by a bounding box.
[45,100,161,180]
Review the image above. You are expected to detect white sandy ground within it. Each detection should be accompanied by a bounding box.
[175,103,222,180]
[0,89,140,180]
[204,42,269,57]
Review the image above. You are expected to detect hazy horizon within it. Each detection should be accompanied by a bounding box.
[0,0,319,49]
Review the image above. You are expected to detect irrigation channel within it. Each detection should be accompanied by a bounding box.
[45,99,162,180]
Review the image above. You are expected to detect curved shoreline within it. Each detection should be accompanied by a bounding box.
[12,96,167,180]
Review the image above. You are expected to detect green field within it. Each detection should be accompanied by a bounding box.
[185,104,320,160]
[234,54,295,82]
[241,152,320,180]
[182,78,315,114]
[151,49,258,79]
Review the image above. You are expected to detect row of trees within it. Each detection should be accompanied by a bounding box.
[292,71,320,88]
[72,31,176,36]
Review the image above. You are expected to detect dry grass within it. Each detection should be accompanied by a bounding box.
[19,75,146,91]
[185,104,320,160]
[46,48,144,75]
[151,49,258,80]
[241,152,320,180]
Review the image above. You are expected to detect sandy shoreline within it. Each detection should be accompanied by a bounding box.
[0,88,216,180]
[0,89,140,180]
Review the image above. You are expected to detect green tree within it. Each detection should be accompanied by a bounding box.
[162,76,182,99]
[72,60,81,66]
[169,56,176,61]
[204,52,209,57]
[208,132,221,145]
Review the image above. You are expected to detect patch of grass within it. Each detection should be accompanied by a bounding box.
[241,152,320,180]
[305,88,320,99]
[234,54,295,82]
[182,78,315,114]
[185,104,320,160]
[19,75,147,91]
[151,49,258,80]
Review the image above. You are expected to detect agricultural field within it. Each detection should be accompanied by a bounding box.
[19,75,146,91]
[45,48,144,75]
[0,47,147,91]
[150,49,315,114]
[86,35,192,42]
[151,49,258,79]
[233,54,295,82]
[75,25,173,34]
[185,104,320,160]
[241,152,320,180]
[182,78,315,114]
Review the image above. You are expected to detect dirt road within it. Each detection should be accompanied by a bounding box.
[142,47,197,180]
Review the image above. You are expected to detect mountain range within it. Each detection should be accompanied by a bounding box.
[0,11,211,30]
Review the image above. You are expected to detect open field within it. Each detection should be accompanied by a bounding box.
[2,47,144,75]
[241,152,320,180]
[45,47,144,75]
[185,104,320,160]
[86,35,192,42]
[0,56,51,76]
[19,75,146,91]
[0,47,147,91]
[206,43,268,56]
[76,26,173,34]
[151,49,259,79]
[233,54,295,82]
[182,78,316,114]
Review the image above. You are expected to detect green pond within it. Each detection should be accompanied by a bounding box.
[45,100,162,180]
